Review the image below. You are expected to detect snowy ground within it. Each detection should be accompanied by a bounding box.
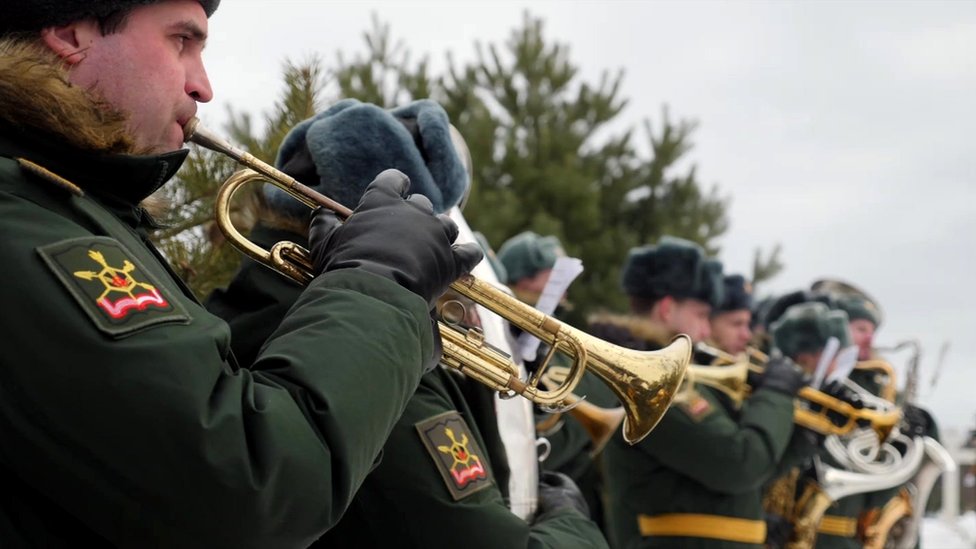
[923,513,976,548]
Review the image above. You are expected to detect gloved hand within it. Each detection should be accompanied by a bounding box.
[309,169,484,309]
[534,471,590,522]
[902,403,934,438]
[758,356,808,397]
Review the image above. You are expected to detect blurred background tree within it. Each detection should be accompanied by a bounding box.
[152,11,775,325]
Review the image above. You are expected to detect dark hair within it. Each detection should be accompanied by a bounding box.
[629,294,664,315]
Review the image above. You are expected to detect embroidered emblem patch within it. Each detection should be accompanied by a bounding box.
[416,411,493,500]
[678,394,714,422]
[37,236,190,337]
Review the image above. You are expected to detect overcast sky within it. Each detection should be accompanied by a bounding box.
[199,1,976,434]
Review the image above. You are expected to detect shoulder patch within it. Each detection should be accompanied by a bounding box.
[37,236,190,337]
[677,392,715,423]
[416,411,493,500]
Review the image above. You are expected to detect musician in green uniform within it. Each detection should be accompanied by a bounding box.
[208,99,608,548]
[498,231,618,533]
[0,2,483,546]
[815,293,936,549]
[597,237,811,549]
[708,274,754,356]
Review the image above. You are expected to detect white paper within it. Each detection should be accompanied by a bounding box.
[517,256,584,362]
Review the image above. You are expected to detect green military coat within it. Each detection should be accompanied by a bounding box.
[0,126,431,546]
[591,318,796,549]
[209,225,609,549]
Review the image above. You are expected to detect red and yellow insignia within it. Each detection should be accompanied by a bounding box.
[678,393,715,423]
[417,411,493,500]
[72,249,169,319]
[38,236,190,337]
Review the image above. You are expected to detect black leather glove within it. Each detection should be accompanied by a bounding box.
[309,169,484,309]
[758,356,808,397]
[534,471,590,522]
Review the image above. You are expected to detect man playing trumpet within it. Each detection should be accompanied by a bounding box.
[597,237,810,548]
[0,2,483,545]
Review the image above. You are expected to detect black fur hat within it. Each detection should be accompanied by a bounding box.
[620,236,724,308]
[3,1,220,34]
[715,274,753,314]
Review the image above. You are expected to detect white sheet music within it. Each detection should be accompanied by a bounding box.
[517,256,584,362]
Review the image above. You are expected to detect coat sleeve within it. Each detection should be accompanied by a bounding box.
[0,193,432,547]
[640,388,797,494]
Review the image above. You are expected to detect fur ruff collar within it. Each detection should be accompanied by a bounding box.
[0,37,136,154]
[587,312,672,347]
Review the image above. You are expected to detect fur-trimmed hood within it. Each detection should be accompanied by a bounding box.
[0,37,135,154]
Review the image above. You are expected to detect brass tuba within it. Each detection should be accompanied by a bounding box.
[184,118,690,444]
[689,343,901,440]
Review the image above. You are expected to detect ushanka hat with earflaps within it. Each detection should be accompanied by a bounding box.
[770,302,852,359]
[834,295,882,328]
[620,236,724,308]
[2,1,221,34]
[497,231,564,285]
[715,274,753,314]
[270,98,470,218]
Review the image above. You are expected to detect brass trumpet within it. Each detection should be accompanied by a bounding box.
[184,118,690,444]
[690,343,901,441]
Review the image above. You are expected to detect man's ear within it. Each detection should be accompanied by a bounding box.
[39,22,94,65]
[656,295,675,322]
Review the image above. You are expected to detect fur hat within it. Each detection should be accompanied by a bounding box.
[771,302,852,359]
[761,289,835,330]
[834,295,882,328]
[497,231,564,285]
[270,98,469,218]
[715,274,753,314]
[3,1,220,34]
[620,236,724,308]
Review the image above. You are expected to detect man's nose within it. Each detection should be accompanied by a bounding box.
[187,60,213,103]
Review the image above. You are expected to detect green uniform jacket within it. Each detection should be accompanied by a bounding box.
[209,226,609,549]
[0,127,431,547]
[592,320,796,549]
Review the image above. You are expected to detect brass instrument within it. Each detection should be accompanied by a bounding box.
[184,118,690,445]
[885,436,956,549]
[690,343,901,440]
[786,436,925,549]
[535,367,626,456]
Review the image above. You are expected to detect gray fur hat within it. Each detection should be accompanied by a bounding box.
[270,98,470,217]
[771,302,852,358]
[497,231,564,285]
[3,1,221,34]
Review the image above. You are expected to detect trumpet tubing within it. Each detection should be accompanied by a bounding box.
[185,118,690,445]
